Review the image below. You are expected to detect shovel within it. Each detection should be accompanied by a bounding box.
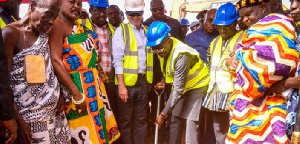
[154,86,164,144]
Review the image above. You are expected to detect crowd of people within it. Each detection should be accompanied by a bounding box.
[1,0,300,143]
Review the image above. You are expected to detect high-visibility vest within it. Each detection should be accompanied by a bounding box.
[78,18,118,36]
[77,18,93,30]
[0,15,16,28]
[115,23,153,86]
[207,31,244,93]
[159,37,209,93]
[108,23,115,35]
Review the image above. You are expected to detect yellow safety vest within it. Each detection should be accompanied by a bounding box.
[0,15,16,28]
[115,23,153,86]
[207,31,244,93]
[159,37,209,93]
[108,23,116,35]
[77,18,93,30]
[78,18,118,36]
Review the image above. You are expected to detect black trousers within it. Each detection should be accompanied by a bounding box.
[116,77,148,144]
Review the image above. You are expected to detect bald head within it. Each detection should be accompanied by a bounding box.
[28,0,59,33]
[150,0,165,20]
[150,0,164,6]
[30,0,59,9]
[203,9,217,34]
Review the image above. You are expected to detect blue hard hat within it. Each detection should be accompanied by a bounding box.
[178,18,190,26]
[146,21,171,47]
[88,0,109,8]
[213,3,239,26]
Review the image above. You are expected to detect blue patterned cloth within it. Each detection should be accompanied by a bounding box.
[286,29,300,139]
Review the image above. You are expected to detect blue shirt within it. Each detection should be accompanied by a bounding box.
[184,27,218,63]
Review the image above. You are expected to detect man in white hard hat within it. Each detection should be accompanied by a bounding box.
[112,0,153,143]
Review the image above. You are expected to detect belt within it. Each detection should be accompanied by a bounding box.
[138,73,146,77]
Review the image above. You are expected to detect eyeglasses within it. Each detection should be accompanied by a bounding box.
[127,12,143,17]
[151,7,164,12]
[215,23,235,31]
[151,39,169,53]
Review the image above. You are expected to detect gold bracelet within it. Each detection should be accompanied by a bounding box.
[72,93,85,105]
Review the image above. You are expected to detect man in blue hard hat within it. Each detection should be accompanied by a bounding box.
[143,1,185,142]
[179,18,190,35]
[185,9,218,64]
[146,21,210,144]
[201,3,243,144]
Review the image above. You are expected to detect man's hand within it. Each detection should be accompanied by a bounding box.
[56,95,65,114]
[155,114,165,129]
[155,81,165,91]
[265,79,287,96]
[118,84,128,103]
[226,57,239,70]
[73,93,87,114]
[2,119,17,144]
[15,114,32,144]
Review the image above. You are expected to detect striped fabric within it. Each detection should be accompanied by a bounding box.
[202,86,230,111]
[226,13,300,144]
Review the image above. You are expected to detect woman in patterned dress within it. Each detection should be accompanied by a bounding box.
[49,0,120,143]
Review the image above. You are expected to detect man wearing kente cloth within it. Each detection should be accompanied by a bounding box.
[49,0,120,143]
[225,0,300,143]
[3,0,71,143]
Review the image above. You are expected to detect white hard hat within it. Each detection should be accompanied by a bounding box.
[124,0,145,12]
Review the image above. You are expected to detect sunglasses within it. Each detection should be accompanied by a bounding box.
[151,7,164,12]
[215,23,235,31]
[126,11,143,17]
[151,39,169,53]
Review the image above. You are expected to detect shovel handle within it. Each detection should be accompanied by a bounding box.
[154,86,164,144]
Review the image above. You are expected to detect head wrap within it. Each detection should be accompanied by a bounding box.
[236,0,270,10]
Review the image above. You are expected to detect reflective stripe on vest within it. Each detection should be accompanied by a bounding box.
[160,37,209,93]
[115,23,153,86]
[207,31,244,93]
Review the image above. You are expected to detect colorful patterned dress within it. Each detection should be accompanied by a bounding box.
[61,22,120,143]
[226,13,300,144]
